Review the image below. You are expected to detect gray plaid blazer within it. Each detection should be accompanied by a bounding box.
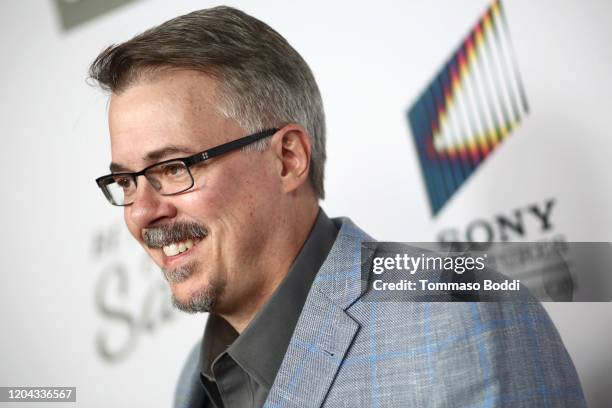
[174,217,586,407]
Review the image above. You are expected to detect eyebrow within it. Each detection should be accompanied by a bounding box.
[109,145,196,173]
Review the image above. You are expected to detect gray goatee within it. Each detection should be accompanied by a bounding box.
[170,273,227,314]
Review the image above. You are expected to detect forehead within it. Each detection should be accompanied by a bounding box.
[108,70,237,170]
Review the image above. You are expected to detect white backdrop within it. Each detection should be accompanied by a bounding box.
[1,0,611,407]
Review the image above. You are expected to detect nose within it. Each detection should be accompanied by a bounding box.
[126,176,177,229]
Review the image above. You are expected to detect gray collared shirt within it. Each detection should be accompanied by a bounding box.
[199,208,338,408]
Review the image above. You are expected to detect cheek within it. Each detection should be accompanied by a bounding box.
[217,172,271,223]
[182,158,280,237]
[221,172,279,242]
[179,186,221,219]
[190,163,259,216]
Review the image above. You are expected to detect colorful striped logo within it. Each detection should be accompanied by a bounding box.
[408,0,528,216]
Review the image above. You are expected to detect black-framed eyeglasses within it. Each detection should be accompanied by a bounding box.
[95,128,278,206]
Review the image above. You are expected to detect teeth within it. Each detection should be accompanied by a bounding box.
[163,239,195,257]
[163,243,179,256]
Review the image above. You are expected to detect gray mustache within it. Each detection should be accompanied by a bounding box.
[142,222,208,248]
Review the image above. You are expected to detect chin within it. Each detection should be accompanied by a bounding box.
[169,278,225,314]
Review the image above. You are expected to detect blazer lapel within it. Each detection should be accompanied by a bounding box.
[264,218,375,408]
[174,340,207,408]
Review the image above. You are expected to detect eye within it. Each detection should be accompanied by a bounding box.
[161,162,187,178]
[113,175,133,191]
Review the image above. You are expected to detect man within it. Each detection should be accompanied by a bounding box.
[90,6,586,407]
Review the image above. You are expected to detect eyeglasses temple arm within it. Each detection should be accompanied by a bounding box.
[184,128,278,166]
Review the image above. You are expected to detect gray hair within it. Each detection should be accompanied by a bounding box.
[88,6,326,199]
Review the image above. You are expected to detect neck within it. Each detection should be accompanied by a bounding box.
[219,199,319,333]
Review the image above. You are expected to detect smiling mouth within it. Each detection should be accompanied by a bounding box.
[162,238,202,257]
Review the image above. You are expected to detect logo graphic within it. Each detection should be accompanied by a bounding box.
[408,0,528,216]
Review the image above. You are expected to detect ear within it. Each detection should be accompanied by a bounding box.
[270,124,312,194]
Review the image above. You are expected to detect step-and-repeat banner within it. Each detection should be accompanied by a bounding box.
[1,0,610,406]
